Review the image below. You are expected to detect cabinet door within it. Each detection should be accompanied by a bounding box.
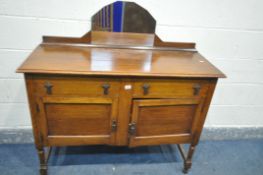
[37,96,118,146]
[129,98,203,147]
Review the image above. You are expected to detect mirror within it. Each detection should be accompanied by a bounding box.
[92,1,156,33]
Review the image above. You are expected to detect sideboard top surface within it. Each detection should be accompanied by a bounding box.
[17,44,225,78]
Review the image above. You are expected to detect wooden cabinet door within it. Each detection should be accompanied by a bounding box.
[129,98,204,147]
[37,96,118,146]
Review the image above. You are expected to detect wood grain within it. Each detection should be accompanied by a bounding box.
[154,34,196,49]
[132,79,210,98]
[46,104,111,135]
[38,96,118,145]
[91,31,155,46]
[191,79,218,146]
[129,98,203,147]
[137,105,196,135]
[43,32,91,44]
[42,31,196,49]
[129,134,192,147]
[17,45,225,78]
[47,135,110,146]
[33,75,120,97]
[24,74,43,149]
[115,79,133,145]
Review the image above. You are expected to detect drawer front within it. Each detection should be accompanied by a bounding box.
[132,79,210,98]
[33,75,120,97]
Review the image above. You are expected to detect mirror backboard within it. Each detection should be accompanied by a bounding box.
[42,1,196,50]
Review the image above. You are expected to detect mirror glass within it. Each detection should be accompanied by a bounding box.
[92,1,156,33]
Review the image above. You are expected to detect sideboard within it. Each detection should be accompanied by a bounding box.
[16,2,225,175]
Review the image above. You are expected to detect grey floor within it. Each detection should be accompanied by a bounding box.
[0,139,262,175]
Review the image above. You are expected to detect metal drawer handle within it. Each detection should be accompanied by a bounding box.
[193,84,201,95]
[102,83,110,95]
[44,82,53,95]
[142,84,150,95]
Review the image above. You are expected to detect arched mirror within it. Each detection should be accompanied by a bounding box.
[91,1,156,33]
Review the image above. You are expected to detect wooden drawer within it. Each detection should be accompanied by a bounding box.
[33,75,120,97]
[132,79,210,98]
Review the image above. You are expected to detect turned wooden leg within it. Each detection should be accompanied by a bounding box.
[38,148,47,175]
[183,160,192,174]
[177,144,196,174]
[183,145,195,174]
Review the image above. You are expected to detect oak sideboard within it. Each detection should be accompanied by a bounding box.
[17,2,225,175]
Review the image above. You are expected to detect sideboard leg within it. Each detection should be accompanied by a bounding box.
[183,145,195,174]
[38,148,48,175]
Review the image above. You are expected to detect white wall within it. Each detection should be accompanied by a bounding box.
[0,0,262,129]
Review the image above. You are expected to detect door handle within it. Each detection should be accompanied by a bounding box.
[111,120,117,132]
[128,122,136,135]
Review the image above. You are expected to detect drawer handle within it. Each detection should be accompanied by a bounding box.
[44,82,53,95]
[142,84,150,95]
[193,84,201,95]
[102,84,110,95]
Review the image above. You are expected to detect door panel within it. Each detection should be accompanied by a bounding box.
[46,103,111,135]
[137,105,196,136]
[129,98,203,147]
[38,96,118,146]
